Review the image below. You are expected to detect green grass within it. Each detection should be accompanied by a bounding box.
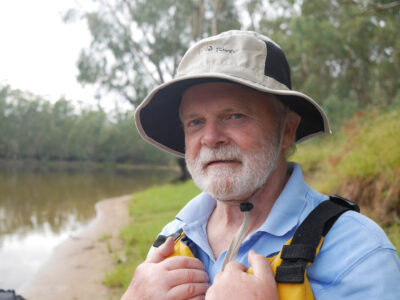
[293,108,400,195]
[104,181,200,290]
[333,110,400,179]
[386,222,400,253]
[293,107,400,252]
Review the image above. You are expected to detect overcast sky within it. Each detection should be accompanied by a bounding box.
[0,0,110,109]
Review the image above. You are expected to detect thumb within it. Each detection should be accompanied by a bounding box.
[248,250,274,281]
[147,237,175,263]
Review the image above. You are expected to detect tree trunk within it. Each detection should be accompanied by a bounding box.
[212,0,223,35]
[175,157,190,182]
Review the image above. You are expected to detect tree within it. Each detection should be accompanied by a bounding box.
[69,0,241,180]
[0,84,172,164]
[69,0,240,107]
[245,0,400,126]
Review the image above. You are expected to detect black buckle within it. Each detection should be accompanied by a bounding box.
[330,194,360,212]
[153,228,184,247]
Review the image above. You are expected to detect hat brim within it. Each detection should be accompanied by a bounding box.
[135,73,331,158]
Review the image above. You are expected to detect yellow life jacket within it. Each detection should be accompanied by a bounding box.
[154,195,359,300]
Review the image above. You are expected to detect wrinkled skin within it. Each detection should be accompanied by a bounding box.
[122,240,278,300]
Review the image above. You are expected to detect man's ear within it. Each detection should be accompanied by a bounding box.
[282,110,301,149]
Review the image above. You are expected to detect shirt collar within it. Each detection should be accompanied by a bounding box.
[258,162,309,236]
[176,192,216,225]
[176,162,309,236]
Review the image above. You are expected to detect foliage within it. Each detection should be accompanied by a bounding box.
[104,180,200,291]
[292,107,400,224]
[68,0,241,107]
[249,0,400,127]
[0,84,172,164]
[386,222,400,256]
[336,110,400,179]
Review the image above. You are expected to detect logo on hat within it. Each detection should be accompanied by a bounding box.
[200,45,237,55]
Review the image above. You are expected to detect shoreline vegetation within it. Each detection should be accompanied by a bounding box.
[0,84,172,166]
[0,158,178,171]
[104,181,201,293]
[104,107,400,298]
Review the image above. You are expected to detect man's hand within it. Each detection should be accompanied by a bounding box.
[121,237,210,300]
[206,250,278,300]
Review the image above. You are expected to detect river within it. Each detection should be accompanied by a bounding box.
[0,161,177,291]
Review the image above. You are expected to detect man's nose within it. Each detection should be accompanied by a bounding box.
[200,121,229,148]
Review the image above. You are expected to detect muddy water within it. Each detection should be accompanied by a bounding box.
[0,161,177,290]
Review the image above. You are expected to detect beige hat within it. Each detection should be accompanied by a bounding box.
[135,30,331,158]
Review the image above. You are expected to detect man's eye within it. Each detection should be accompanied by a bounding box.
[188,119,202,127]
[229,113,244,120]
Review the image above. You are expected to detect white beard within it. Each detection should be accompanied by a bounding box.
[186,131,280,201]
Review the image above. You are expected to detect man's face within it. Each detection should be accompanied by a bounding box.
[180,82,282,201]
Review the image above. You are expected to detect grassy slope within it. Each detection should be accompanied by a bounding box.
[292,108,400,224]
[105,107,400,296]
[292,107,400,250]
[104,181,200,292]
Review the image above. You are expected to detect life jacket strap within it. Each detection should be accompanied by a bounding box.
[275,195,359,283]
[281,244,316,262]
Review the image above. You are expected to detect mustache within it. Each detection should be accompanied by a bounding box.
[193,146,243,168]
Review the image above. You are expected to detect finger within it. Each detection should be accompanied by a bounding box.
[248,250,274,280]
[223,261,247,273]
[168,268,209,286]
[167,282,209,300]
[162,256,206,271]
[147,236,175,263]
[188,295,206,300]
[187,296,205,300]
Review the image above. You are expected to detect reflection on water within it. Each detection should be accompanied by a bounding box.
[0,161,177,290]
[2,225,75,292]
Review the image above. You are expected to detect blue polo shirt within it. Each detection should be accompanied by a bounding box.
[154,163,400,299]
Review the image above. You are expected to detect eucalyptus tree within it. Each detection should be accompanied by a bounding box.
[246,0,400,125]
[70,0,240,106]
[68,0,241,179]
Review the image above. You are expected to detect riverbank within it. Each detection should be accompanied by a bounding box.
[0,158,178,172]
[103,181,200,292]
[21,195,132,300]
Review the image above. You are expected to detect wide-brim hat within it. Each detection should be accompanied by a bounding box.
[135,30,331,158]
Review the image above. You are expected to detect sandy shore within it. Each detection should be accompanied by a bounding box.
[21,195,132,300]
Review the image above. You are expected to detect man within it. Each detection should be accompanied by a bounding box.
[123,31,400,299]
